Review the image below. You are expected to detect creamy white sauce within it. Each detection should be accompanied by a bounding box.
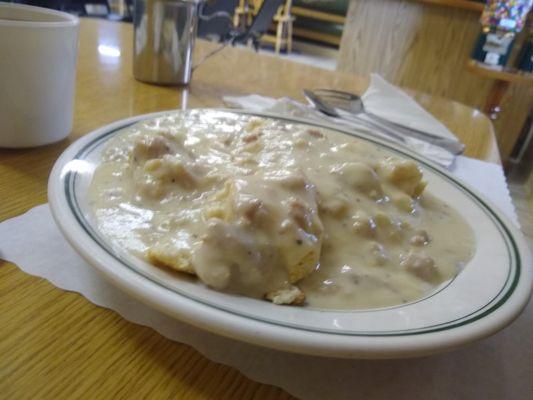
[89,111,475,309]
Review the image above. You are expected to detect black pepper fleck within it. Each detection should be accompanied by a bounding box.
[296,239,303,245]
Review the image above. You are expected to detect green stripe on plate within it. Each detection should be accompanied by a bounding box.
[64,111,520,337]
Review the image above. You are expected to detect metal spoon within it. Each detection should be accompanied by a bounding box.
[304,89,465,155]
[302,89,407,143]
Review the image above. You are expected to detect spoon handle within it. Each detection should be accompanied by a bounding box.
[364,111,465,155]
[334,110,407,143]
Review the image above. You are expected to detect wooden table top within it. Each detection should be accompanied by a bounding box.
[0,18,500,399]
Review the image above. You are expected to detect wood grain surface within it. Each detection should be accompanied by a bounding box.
[0,18,499,400]
[466,60,533,85]
[337,0,530,159]
[410,0,484,11]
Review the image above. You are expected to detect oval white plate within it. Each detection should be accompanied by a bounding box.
[48,109,532,359]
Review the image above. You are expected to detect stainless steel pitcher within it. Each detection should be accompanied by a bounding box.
[133,0,202,85]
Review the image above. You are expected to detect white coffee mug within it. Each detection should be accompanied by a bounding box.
[0,3,79,148]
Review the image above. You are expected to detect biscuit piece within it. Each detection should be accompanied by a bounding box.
[283,249,320,283]
[147,243,195,275]
[265,285,305,305]
[377,157,426,198]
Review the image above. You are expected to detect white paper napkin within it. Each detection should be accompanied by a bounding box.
[0,153,525,399]
[361,74,459,141]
